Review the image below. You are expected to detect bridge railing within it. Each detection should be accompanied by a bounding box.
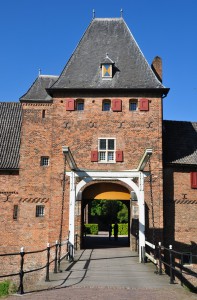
[144,241,197,292]
[0,239,74,295]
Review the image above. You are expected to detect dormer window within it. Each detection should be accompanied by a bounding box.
[101,54,114,79]
[102,64,112,78]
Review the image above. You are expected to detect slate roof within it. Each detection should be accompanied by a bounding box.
[163,120,197,165]
[50,18,168,92]
[20,75,58,102]
[0,102,22,169]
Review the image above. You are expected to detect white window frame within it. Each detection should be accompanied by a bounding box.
[98,138,116,163]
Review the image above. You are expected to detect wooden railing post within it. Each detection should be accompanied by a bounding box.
[18,247,25,295]
[54,240,58,273]
[169,245,174,284]
[158,242,162,275]
[45,243,50,282]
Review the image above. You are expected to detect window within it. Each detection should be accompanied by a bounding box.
[36,205,45,217]
[102,100,111,111]
[41,156,49,166]
[66,98,85,111]
[102,64,112,78]
[42,110,46,118]
[98,138,115,162]
[76,100,84,111]
[129,100,138,111]
[13,205,18,220]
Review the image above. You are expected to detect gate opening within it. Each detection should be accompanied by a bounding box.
[79,182,134,249]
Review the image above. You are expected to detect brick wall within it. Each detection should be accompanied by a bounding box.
[1,93,164,259]
[163,166,197,253]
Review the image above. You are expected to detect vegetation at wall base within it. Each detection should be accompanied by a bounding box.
[0,280,17,297]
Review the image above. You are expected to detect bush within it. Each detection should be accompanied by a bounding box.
[112,223,128,235]
[84,224,98,235]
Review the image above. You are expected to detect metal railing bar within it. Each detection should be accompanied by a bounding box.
[0,272,20,278]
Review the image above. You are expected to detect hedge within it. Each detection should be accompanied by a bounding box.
[84,223,128,235]
[112,223,128,235]
[84,224,98,235]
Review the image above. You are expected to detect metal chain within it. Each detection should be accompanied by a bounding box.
[148,157,155,244]
[59,156,66,246]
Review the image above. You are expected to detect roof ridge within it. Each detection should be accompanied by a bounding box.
[39,75,59,78]
[93,18,123,21]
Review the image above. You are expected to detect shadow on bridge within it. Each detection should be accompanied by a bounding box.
[82,231,129,249]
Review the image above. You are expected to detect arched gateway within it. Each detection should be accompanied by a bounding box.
[64,147,152,262]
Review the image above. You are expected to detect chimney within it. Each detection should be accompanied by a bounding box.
[151,56,162,82]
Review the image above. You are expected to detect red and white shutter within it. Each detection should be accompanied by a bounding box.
[116,151,123,162]
[139,98,149,111]
[66,98,75,111]
[112,99,122,112]
[91,151,98,162]
[191,172,197,188]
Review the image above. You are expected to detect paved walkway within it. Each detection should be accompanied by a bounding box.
[7,233,197,299]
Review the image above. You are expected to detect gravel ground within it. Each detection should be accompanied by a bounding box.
[6,286,197,300]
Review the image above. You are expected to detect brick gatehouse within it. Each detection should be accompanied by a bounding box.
[0,17,196,269]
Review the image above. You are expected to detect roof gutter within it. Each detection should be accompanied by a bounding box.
[46,87,170,97]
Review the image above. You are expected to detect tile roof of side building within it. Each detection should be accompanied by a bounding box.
[163,120,197,165]
[0,102,22,169]
[50,18,168,92]
[20,75,58,102]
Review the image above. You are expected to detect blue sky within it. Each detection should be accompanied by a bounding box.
[0,0,196,121]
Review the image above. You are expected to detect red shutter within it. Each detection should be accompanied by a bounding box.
[91,151,98,162]
[139,98,149,111]
[112,99,122,112]
[191,172,197,188]
[116,151,123,162]
[66,98,75,111]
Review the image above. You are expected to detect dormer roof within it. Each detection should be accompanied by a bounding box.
[100,54,115,66]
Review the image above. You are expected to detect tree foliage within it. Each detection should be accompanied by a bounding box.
[90,200,128,224]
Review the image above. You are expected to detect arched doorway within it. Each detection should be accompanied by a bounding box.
[79,181,132,249]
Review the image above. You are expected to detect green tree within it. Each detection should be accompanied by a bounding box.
[90,200,128,224]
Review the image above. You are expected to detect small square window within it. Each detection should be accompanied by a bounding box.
[76,100,84,111]
[129,100,138,111]
[41,157,49,166]
[102,100,111,111]
[36,205,45,217]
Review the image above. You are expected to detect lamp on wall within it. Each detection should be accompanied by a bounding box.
[131,191,137,201]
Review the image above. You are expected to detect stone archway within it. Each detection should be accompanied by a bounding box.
[80,181,131,248]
